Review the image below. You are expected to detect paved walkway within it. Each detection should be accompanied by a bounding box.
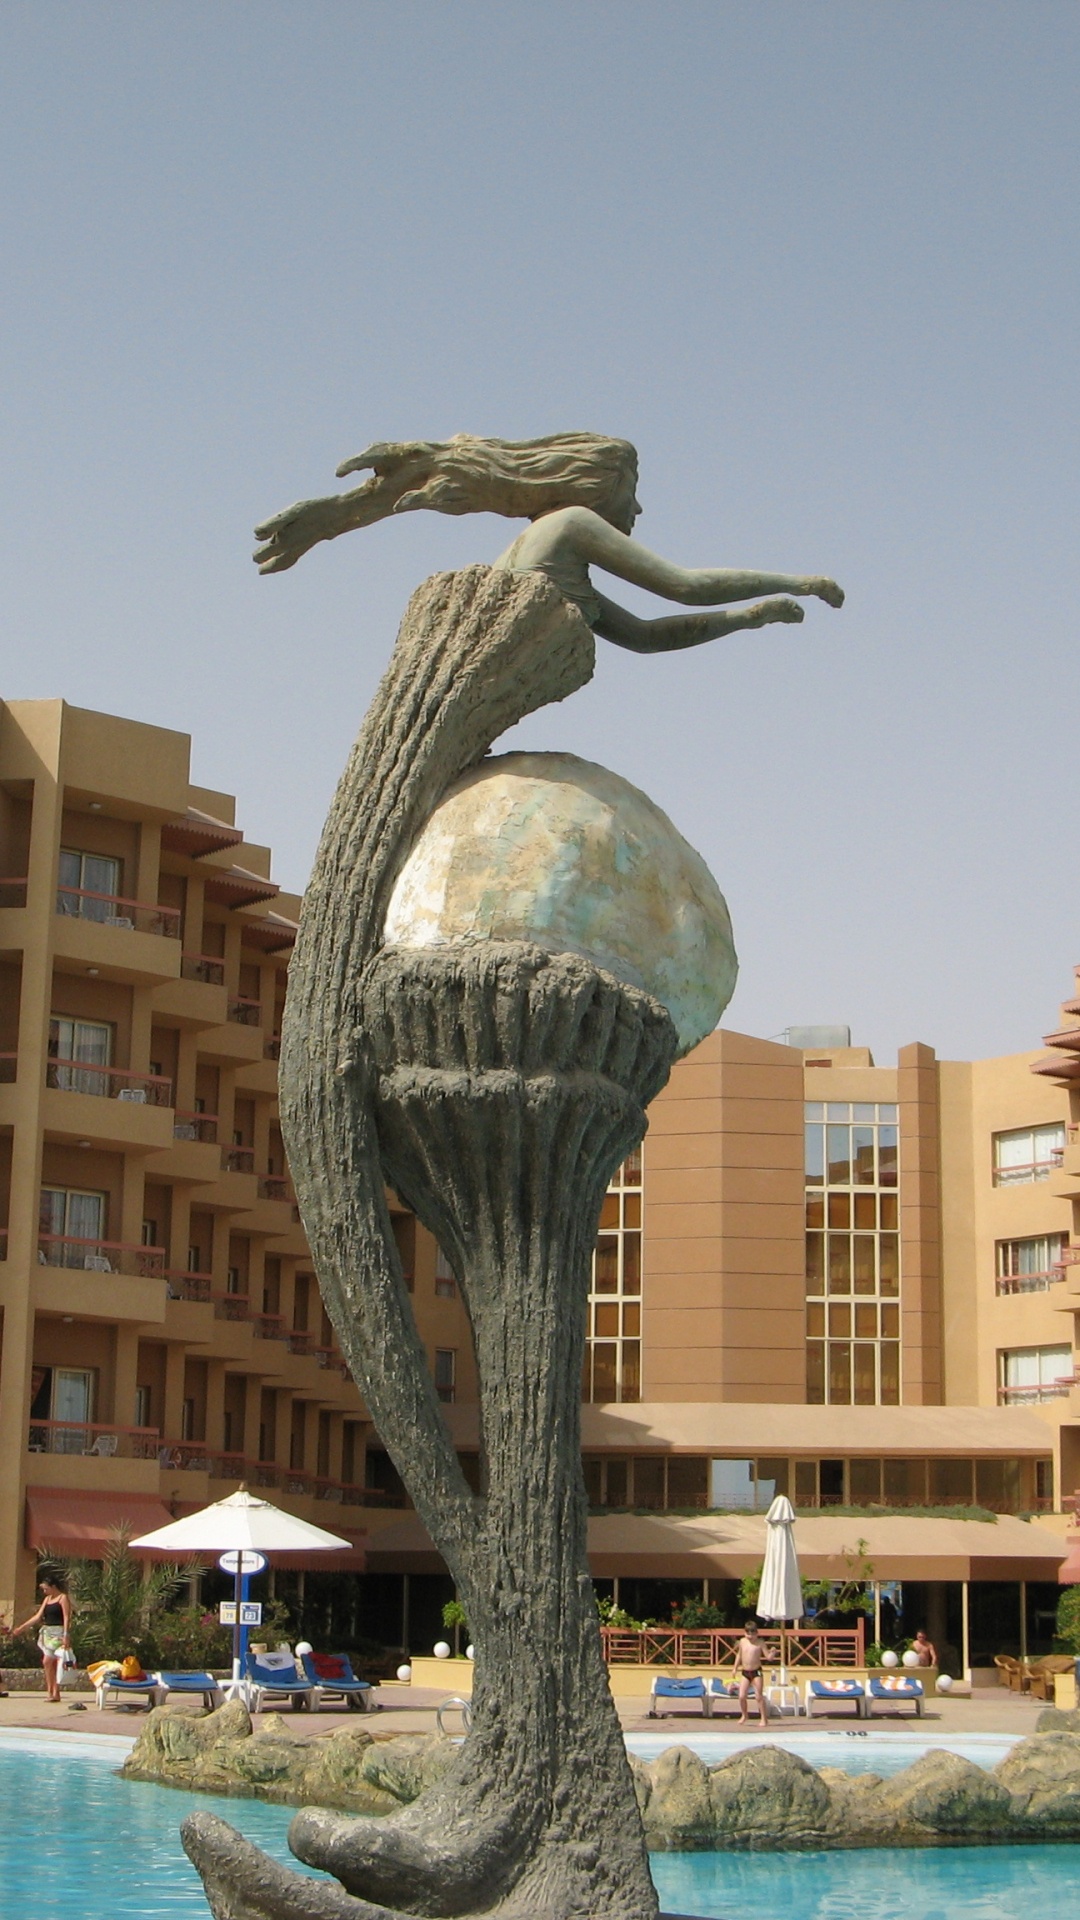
[0,1679,1052,1743]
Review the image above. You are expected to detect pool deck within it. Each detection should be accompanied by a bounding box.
[0,1679,1051,1744]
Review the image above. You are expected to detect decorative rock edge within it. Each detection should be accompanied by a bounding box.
[123,1703,1080,1850]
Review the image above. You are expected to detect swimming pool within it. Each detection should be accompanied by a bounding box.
[2,1730,1075,1920]
[626,1728,1021,1777]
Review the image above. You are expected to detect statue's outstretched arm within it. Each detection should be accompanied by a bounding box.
[557,506,844,609]
[592,590,807,654]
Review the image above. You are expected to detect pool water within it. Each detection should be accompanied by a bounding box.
[2,1730,1077,1920]
[626,1729,1020,1778]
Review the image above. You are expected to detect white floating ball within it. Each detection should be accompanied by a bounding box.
[880,1650,899,1668]
[902,1649,921,1668]
[936,1673,953,1692]
[396,1664,412,1682]
[384,751,737,1057]
[465,1645,475,1661]
[294,1641,313,1657]
[433,1641,451,1659]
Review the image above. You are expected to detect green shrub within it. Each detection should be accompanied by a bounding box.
[670,1599,726,1629]
[1054,1586,1080,1654]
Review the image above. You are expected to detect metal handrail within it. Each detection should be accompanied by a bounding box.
[37,1233,165,1277]
[165,1270,212,1303]
[28,1419,161,1459]
[180,952,226,984]
[55,885,181,937]
[227,996,262,1026]
[45,1058,173,1104]
[172,1111,219,1143]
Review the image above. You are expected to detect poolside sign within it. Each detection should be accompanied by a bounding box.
[219,1601,263,1626]
[218,1549,268,1576]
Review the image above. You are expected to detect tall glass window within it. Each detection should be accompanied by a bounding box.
[804,1102,900,1405]
[583,1148,642,1403]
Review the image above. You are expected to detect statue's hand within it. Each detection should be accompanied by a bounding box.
[754,597,805,625]
[810,578,845,608]
[252,496,350,574]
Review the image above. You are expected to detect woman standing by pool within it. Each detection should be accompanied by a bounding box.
[11,1573,72,1702]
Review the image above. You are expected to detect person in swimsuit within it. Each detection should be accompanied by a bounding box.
[735,1619,768,1727]
[12,1574,72,1702]
[251,432,844,655]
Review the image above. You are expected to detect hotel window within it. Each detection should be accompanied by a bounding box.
[583,1149,642,1403]
[998,1345,1072,1404]
[995,1235,1066,1294]
[434,1245,457,1298]
[434,1348,456,1404]
[38,1187,107,1263]
[47,1016,113,1094]
[804,1102,900,1405]
[992,1124,1065,1187]
[57,849,121,921]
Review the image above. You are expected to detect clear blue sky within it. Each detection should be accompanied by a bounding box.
[2,3,1076,1065]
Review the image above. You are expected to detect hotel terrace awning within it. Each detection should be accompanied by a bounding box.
[241,911,299,954]
[203,865,280,910]
[160,807,244,860]
[441,1399,1060,1458]
[363,1507,1067,1584]
[1031,1052,1080,1084]
[25,1488,174,1555]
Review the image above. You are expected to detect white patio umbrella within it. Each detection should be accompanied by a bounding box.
[757,1494,803,1676]
[130,1489,352,1691]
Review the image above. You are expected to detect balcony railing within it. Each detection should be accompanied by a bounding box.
[258,1175,291,1202]
[998,1382,1072,1405]
[28,1419,160,1459]
[599,1625,865,1668]
[45,1059,173,1105]
[165,1269,212,1303]
[253,1312,287,1342]
[0,1053,15,1083]
[212,1291,251,1322]
[55,886,181,938]
[180,952,226,985]
[172,1111,219,1143]
[995,1269,1064,1295]
[286,1329,314,1355]
[227,996,262,1026]
[0,878,28,908]
[264,1035,282,1061]
[0,1229,7,1261]
[37,1234,165,1278]
[221,1145,255,1174]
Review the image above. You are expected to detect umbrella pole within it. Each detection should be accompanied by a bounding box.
[232,1559,242,1691]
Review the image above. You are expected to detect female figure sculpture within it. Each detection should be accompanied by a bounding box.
[182,434,842,1920]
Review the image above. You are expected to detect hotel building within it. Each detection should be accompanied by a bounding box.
[0,698,1076,1669]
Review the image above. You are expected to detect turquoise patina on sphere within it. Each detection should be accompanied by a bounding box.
[383,750,737,1056]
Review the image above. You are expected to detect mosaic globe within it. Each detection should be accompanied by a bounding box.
[383,750,737,1055]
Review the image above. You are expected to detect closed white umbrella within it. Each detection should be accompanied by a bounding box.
[131,1489,351,1691]
[757,1494,803,1677]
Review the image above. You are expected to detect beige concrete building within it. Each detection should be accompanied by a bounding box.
[1,696,1075,1667]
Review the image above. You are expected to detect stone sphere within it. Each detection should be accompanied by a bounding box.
[880,1650,899,1668]
[433,1641,451,1659]
[465,1644,475,1661]
[396,1664,412,1682]
[384,751,737,1056]
[902,1649,922,1669]
[936,1673,953,1692]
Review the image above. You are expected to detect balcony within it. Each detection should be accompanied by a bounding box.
[995,1269,1065,1296]
[55,885,180,939]
[286,1329,314,1356]
[222,1145,255,1174]
[45,1059,172,1105]
[212,1290,252,1322]
[227,996,262,1027]
[165,1269,212,1303]
[264,1035,282,1061]
[37,1234,165,1278]
[28,1419,160,1460]
[173,1110,218,1143]
[180,953,226,986]
[258,1175,291,1202]
[253,1312,287,1342]
[998,1382,1072,1405]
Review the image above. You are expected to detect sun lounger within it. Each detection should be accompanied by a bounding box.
[245,1650,314,1712]
[805,1677,865,1719]
[300,1651,375,1711]
[867,1674,924,1716]
[156,1670,224,1710]
[705,1677,743,1719]
[648,1674,708,1718]
[94,1672,162,1711]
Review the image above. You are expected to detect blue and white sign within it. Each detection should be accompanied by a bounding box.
[219,1601,263,1627]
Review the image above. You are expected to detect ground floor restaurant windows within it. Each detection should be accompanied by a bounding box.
[581,1453,1051,1513]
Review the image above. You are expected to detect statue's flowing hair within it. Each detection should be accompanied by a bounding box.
[334,431,640,533]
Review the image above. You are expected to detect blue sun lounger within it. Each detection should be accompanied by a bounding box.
[706,1677,743,1718]
[245,1650,314,1711]
[649,1674,708,1718]
[867,1674,924,1717]
[156,1670,223,1710]
[805,1677,865,1718]
[300,1652,375,1711]
[94,1672,162,1711]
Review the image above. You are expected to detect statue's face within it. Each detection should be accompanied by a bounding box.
[605,483,642,535]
